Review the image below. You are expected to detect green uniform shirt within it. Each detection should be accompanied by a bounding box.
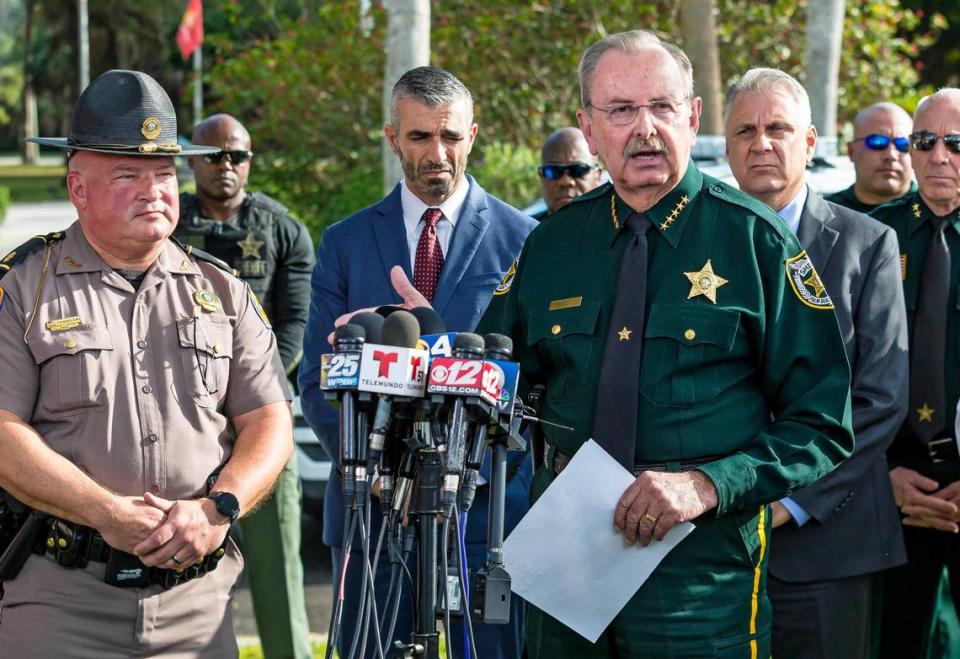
[825,181,918,215]
[871,192,960,478]
[479,163,853,653]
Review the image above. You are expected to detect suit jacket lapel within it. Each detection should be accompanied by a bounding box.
[432,177,490,315]
[372,184,413,289]
[797,187,839,273]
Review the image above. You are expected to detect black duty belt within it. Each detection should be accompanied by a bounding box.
[548,445,720,477]
[42,518,227,590]
[927,437,960,465]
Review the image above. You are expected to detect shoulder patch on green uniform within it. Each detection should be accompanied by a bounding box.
[169,236,239,277]
[0,231,65,281]
[0,285,5,312]
[493,257,518,296]
[249,289,272,328]
[785,251,833,309]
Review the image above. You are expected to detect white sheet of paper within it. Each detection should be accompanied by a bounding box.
[503,439,695,642]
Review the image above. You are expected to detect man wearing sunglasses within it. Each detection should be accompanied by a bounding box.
[825,102,916,214]
[872,88,960,659]
[533,127,603,220]
[175,113,314,659]
[724,68,907,659]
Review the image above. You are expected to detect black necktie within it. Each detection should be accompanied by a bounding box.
[908,215,950,443]
[592,212,653,469]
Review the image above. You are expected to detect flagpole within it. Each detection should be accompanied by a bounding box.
[192,45,202,125]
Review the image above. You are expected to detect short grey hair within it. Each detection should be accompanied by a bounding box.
[578,30,694,108]
[389,66,473,126]
[724,67,812,127]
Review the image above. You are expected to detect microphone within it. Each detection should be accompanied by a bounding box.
[366,311,424,473]
[328,323,365,503]
[436,332,485,517]
[409,307,446,335]
[350,311,385,344]
[459,334,514,512]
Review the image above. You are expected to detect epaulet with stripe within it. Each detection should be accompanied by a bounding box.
[168,235,238,277]
[0,231,66,280]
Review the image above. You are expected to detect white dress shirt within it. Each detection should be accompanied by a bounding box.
[400,179,470,272]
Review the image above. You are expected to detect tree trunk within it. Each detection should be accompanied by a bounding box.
[805,0,845,157]
[21,0,38,164]
[382,0,430,195]
[679,0,723,136]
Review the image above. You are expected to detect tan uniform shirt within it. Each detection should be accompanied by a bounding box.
[0,221,291,499]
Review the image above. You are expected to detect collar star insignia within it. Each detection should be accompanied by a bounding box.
[237,233,264,259]
[617,326,632,341]
[659,195,690,231]
[913,203,921,219]
[684,259,728,304]
[917,403,935,423]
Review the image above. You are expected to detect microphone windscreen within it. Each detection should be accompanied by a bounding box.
[409,307,446,335]
[453,332,485,355]
[375,305,402,319]
[351,312,385,344]
[381,310,421,348]
[334,323,365,342]
[483,333,513,360]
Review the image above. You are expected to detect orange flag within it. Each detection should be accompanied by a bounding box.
[175,0,203,61]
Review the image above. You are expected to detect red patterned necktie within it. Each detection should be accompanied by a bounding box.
[414,208,445,302]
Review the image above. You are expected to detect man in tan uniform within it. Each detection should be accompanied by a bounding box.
[0,70,292,657]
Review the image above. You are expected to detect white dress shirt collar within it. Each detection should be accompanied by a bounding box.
[776,184,808,236]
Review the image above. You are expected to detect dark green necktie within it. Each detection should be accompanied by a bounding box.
[592,212,652,469]
[908,215,950,443]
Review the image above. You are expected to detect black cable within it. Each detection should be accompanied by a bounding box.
[346,499,372,659]
[360,506,388,659]
[442,516,453,659]
[326,508,358,659]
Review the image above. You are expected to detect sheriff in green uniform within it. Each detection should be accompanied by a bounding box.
[479,30,854,658]
[871,89,960,659]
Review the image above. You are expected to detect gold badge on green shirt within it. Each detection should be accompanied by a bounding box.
[785,251,833,310]
[194,289,221,313]
[683,259,728,304]
[493,258,518,296]
[237,233,264,259]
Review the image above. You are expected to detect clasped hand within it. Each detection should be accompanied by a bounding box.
[97,492,230,571]
[613,470,718,546]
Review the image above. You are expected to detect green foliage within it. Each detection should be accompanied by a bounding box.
[0,184,9,223]
[471,141,540,211]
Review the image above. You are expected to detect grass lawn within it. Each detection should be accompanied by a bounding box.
[0,163,68,203]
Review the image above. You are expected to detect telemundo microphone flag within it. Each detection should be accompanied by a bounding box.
[176,0,203,61]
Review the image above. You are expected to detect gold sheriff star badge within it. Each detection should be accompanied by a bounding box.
[917,403,935,423]
[237,233,264,259]
[803,271,827,298]
[618,326,632,341]
[684,259,728,304]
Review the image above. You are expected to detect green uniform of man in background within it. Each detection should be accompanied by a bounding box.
[176,114,314,659]
[479,29,854,658]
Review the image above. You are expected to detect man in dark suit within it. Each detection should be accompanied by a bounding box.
[725,67,908,659]
[299,66,536,659]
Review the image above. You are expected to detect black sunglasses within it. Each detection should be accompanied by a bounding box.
[851,134,910,153]
[538,162,597,180]
[911,131,960,154]
[201,150,254,165]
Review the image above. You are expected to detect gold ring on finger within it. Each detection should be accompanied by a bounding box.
[643,513,658,525]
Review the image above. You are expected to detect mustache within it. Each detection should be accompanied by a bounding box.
[624,136,667,158]
[418,163,453,176]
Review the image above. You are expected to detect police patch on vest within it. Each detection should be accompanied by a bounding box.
[785,251,833,309]
[493,259,518,296]
[237,259,267,278]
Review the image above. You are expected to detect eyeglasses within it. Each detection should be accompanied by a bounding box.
[538,162,598,180]
[851,134,910,153]
[587,99,688,125]
[911,130,960,154]
[201,150,253,165]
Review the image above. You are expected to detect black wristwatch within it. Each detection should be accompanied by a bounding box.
[207,491,240,522]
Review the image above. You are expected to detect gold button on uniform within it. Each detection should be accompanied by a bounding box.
[684,329,696,341]
[551,324,562,335]
[65,339,77,349]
